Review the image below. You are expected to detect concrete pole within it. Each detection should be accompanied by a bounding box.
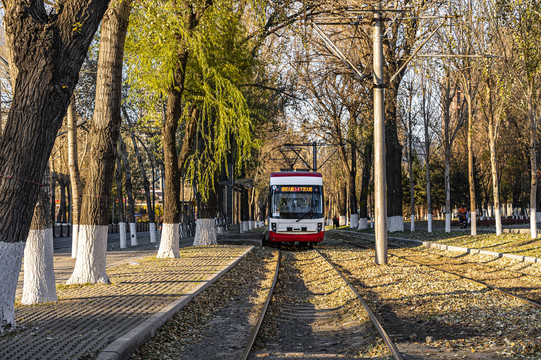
[373,3,388,265]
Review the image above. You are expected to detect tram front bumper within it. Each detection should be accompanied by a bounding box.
[268,231,324,242]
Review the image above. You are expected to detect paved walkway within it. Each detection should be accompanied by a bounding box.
[3,233,252,360]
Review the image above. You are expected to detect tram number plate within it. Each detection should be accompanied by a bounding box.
[281,186,312,192]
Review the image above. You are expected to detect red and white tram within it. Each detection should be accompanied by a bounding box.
[266,171,324,245]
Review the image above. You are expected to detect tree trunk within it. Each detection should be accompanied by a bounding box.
[385,85,404,232]
[158,4,202,258]
[425,128,432,233]
[194,179,219,246]
[67,98,82,258]
[528,86,537,239]
[445,145,452,232]
[51,170,56,225]
[358,137,372,229]
[22,165,57,305]
[57,182,66,223]
[348,145,358,229]
[408,97,415,232]
[0,0,110,332]
[339,181,347,226]
[466,89,477,236]
[130,130,156,242]
[115,148,127,249]
[487,82,502,235]
[240,188,250,233]
[119,135,137,246]
[158,72,191,257]
[67,0,133,284]
[348,169,358,229]
[443,75,453,233]
[422,82,433,233]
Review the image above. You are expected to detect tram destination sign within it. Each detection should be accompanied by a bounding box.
[280,186,314,192]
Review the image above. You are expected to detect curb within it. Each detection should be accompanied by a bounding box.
[388,236,541,264]
[96,246,254,360]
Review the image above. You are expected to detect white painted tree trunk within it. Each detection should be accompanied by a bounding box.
[119,222,127,249]
[157,223,179,258]
[350,214,359,229]
[71,224,79,259]
[445,213,451,233]
[530,207,537,239]
[494,208,502,236]
[241,220,250,233]
[149,222,157,243]
[22,229,57,304]
[339,215,346,227]
[0,242,25,333]
[179,224,186,238]
[66,225,110,284]
[387,216,404,232]
[193,218,217,246]
[129,222,138,246]
[410,215,415,232]
[358,217,368,230]
[427,214,433,233]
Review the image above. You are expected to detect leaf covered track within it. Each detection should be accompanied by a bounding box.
[324,232,541,359]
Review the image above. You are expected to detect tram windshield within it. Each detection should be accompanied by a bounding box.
[270,185,323,220]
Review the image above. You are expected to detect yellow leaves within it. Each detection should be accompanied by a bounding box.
[72,22,82,34]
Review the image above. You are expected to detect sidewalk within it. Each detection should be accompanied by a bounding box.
[4,233,253,360]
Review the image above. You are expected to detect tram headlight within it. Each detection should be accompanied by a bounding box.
[317,222,323,232]
[271,222,276,232]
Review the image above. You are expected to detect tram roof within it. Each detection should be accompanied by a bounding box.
[270,172,322,177]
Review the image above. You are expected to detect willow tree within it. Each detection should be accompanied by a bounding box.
[0,0,110,332]
[188,3,260,245]
[126,0,263,252]
[125,0,208,258]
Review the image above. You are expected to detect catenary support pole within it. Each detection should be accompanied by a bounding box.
[373,3,388,265]
[313,141,317,172]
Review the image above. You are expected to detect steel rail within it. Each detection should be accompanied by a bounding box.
[314,249,404,360]
[239,250,281,360]
[336,232,541,309]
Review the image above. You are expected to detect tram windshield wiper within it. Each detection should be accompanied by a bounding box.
[296,209,313,222]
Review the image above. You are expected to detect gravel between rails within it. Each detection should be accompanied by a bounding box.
[250,248,391,359]
[323,232,541,359]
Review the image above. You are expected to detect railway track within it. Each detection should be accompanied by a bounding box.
[242,248,404,360]
[239,250,281,360]
[334,231,541,309]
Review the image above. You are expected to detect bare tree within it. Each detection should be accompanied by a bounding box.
[67,0,133,285]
